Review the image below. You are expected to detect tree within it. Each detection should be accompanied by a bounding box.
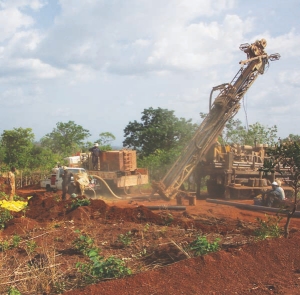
[28,145,60,173]
[123,107,198,157]
[0,128,35,169]
[40,121,91,156]
[263,141,300,238]
[281,134,300,142]
[221,119,278,146]
[97,132,116,151]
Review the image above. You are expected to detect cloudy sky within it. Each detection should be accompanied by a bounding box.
[0,0,299,146]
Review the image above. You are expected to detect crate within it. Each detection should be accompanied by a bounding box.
[99,150,137,172]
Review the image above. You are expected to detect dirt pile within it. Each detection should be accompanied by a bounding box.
[1,188,300,295]
[64,231,300,295]
[11,194,164,225]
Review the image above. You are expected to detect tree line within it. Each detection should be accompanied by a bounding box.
[0,107,296,176]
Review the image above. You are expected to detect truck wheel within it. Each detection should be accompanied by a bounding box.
[46,184,51,192]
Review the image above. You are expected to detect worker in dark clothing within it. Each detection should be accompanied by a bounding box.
[89,143,101,170]
[62,167,72,200]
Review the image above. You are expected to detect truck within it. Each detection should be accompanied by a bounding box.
[40,167,88,192]
[66,149,149,194]
[152,39,281,200]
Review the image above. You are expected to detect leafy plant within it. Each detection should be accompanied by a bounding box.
[254,214,283,240]
[12,235,21,248]
[160,212,174,225]
[143,223,150,232]
[73,231,132,284]
[76,253,132,284]
[0,207,13,229]
[26,240,37,254]
[189,235,220,256]
[0,191,9,200]
[72,232,99,256]
[0,240,10,251]
[7,286,22,295]
[117,231,132,247]
[0,235,21,251]
[71,198,91,209]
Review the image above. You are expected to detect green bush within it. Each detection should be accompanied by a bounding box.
[117,231,132,247]
[76,252,132,284]
[71,198,91,209]
[189,235,220,256]
[7,286,22,295]
[0,207,13,230]
[73,231,131,284]
[254,214,283,240]
[26,240,37,254]
[73,232,98,256]
[0,235,21,252]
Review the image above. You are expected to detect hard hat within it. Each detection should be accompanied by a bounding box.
[94,143,99,147]
[271,181,278,186]
[63,166,68,170]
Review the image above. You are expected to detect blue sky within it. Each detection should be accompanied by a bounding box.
[0,0,299,146]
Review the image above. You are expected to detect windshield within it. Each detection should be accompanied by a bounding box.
[68,168,86,174]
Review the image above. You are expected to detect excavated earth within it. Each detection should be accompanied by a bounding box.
[1,180,300,295]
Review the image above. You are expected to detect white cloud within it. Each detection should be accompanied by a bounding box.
[278,70,300,87]
[0,85,43,106]
[0,7,33,42]
[51,107,71,117]
[0,0,299,143]
[147,14,253,71]
[0,0,46,10]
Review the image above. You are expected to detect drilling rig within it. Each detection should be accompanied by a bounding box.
[152,39,280,200]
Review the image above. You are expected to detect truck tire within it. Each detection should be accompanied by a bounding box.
[46,184,51,192]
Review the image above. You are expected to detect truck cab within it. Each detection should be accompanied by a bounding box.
[40,167,87,191]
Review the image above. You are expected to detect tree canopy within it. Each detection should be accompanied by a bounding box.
[263,141,300,237]
[40,121,91,156]
[0,128,35,170]
[123,107,198,157]
[97,132,116,151]
[221,118,278,146]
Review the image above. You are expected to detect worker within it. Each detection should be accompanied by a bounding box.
[61,166,72,200]
[8,167,16,201]
[265,181,286,207]
[89,143,101,170]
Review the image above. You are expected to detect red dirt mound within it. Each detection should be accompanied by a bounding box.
[64,231,300,295]
[12,195,166,225]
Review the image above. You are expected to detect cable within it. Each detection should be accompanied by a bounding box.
[242,95,249,131]
[89,175,123,199]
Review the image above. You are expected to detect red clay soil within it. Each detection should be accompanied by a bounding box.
[64,232,300,295]
[2,185,300,294]
[64,196,300,295]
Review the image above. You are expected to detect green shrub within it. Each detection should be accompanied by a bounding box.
[73,232,98,256]
[0,207,13,230]
[117,231,132,247]
[12,234,21,248]
[71,198,91,209]
[76,252,132,284]
[0,240,10,251]
[7,286,21,295]
[26,240,37,254]
[0,235,21,252]
[254,214,283,240]
[73,231,132,284]
[189,235,220,256]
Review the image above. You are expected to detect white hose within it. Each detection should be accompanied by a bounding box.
[90,175,123,199]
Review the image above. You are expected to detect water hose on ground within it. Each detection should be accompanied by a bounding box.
[90,175,123,199]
